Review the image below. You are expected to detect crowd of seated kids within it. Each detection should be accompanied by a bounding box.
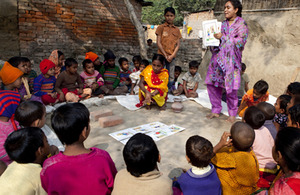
[0,97,299,194]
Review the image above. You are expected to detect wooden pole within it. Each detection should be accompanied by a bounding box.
[124,0,148,59]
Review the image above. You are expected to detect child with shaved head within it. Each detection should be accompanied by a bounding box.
[256,102,277,139]
[212,122,259,195]
[244,106,277,188]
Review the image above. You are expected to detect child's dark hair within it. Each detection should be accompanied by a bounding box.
[226,0,242,17]
[82,59,93,69]
[65,58,78,67]
[288,104,300,126]
[132,55,142,64]
[231,122,255,151]
[186,135,213,168]
[278,95,292,113]
[57,50,64,58]
[253,80,269,95]
[287,82,300,96]
[292,95,300,106]
[118,57,128,66]
[123,133,159,177]
[244,106,266,129]
[51,103,90,145]
[275,127,300,172]
[15,101,44,127]
[141,59,149,66]
[175,66,182,73]
[164,7,175,15]
[22,57,30,63]
[189,61,200,68]
[4,127,44,163]
[104,50,116,61]
[7,56,27,67]
[241,63,246,72]
[152,54,165,65]
[256,102,276,120]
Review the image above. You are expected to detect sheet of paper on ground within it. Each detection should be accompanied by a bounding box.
[109,122,185,144]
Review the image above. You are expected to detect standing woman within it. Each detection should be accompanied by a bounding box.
[205,0,248,123]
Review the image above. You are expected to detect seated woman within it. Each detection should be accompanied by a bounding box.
[136,54,168,110]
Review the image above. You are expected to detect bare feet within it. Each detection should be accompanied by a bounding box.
[226,116,236,123]
[206,113,220,119]
[98,94,104,98]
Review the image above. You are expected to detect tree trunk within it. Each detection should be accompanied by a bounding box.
[124,0,147,59]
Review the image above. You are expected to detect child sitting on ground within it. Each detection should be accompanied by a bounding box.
[287,104,300,128]
[118,57,132,91]
[237,63,249,105]
[0,90,21,165]
[34,59,61,105]
[212,122,259,195]
[172,66,184,96]
[7,56,31,99]
[0,61,24,92]
[287,94,300,112]
[80,59,104,97]
[182,61,201,98]
[15,100,64,152]
[244,107,277,188]
[256,102,277,139]
[55,58,90,102]
[137,54,169,110]
[129,59,148,95]
[41,103,117,194]
[258,127,300,194]
[23,57,37,93]
[85,51,102,72]
[273,94,291,131]
[0,127,49,194]
[173,135,222,195]
[100,50,128,95]
[286,82,300,96]
[112,133,172,195]
[132,55,142,72]
[238,79,269,117]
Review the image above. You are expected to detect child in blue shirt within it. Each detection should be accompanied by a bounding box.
[173,135,222,195]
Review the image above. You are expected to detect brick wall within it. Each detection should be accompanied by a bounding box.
[18,0,142,67]
[0,0,19,60]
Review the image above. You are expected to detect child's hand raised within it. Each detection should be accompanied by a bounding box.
[213,131,232,153]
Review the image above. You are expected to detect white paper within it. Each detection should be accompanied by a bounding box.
[109,122,186,144]
[202,20,220,47]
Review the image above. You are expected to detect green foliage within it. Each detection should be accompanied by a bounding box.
[142,0,216,26]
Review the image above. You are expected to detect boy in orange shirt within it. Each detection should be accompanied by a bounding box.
[156,7,181,89]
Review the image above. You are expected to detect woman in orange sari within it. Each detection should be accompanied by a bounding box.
[136,54,169,110]
[48,50,65,78]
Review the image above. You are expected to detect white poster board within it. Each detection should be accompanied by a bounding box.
[202,20,221,47]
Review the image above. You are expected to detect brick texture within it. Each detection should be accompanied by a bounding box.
[90,109,113,121]
[17,0,142,68]
[98,115,124,128]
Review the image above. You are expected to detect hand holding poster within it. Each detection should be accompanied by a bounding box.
[202,20,222,47]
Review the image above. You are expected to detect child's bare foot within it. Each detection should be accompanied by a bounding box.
[226,116,236,123]
[206,113,220,119]
[98,94,104,98]
[160,103,166,110]
[146,105,151,110]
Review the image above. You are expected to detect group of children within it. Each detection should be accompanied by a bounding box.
[0,90,299,194]
[0,49,154,106]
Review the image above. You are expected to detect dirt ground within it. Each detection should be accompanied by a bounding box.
[45,81,234,179]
